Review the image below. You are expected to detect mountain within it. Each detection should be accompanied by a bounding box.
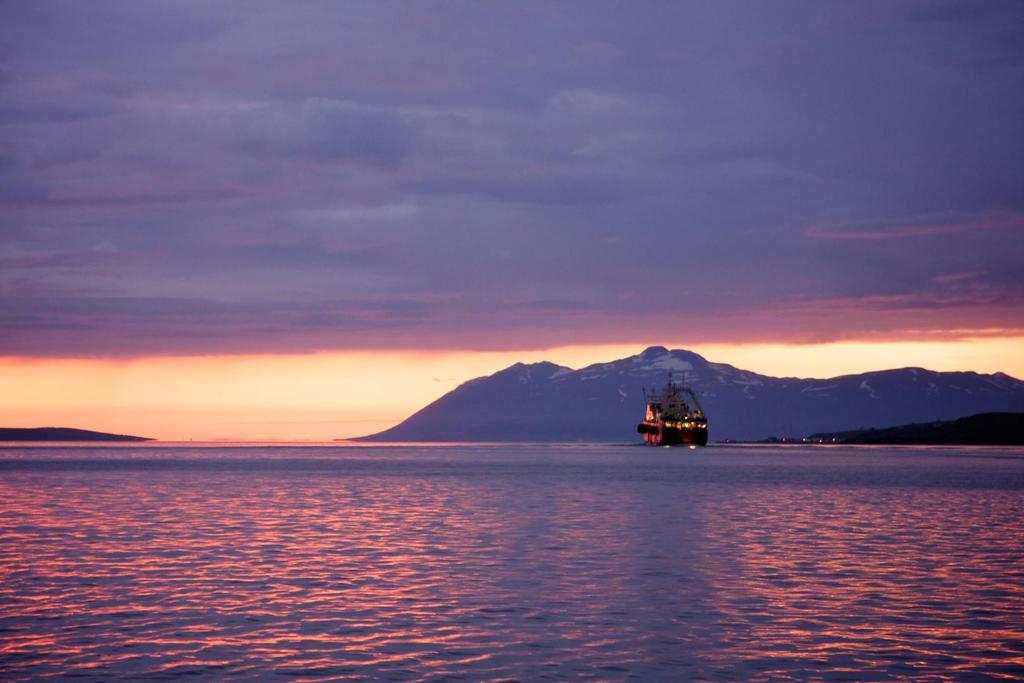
[357,346,1024,442]
[808,413,1024,445]
[0,427,152,442]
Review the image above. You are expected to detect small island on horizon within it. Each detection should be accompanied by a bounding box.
[0,427,152,442]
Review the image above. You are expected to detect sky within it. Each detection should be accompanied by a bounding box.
[1,1,1022,438]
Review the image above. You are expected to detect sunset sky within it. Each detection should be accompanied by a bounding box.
[2,2,1022,439]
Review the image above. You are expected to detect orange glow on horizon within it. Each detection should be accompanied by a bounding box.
[1,337,1022,441]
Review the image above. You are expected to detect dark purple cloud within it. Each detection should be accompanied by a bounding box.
[1,1,1022,356]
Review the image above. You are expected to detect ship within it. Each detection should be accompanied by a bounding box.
[637,375,708,446]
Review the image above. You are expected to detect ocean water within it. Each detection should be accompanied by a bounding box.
[1,444,1023,681]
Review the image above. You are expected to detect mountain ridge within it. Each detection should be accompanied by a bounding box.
[356,346,1024,442]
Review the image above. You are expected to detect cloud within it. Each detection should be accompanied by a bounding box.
[805,213,1024,241]
[228,98,415,165]
[1,1,1022,356]
[930,271,982,284]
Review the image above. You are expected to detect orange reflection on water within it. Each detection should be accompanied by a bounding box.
[1,446,1023,680]
[689,481,1024,680]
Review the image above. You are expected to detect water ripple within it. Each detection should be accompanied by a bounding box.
[1,445,1023,680]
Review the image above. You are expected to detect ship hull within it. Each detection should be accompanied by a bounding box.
[638,421,708,447]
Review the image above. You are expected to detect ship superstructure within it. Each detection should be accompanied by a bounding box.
[637,375,708,446]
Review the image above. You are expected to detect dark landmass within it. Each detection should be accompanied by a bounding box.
[0,427,152,442]
[356,346,1024,443]
[807,413,1024,445]
[719,436,815,444]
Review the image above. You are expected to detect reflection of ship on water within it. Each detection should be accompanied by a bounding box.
[637,374,708,446]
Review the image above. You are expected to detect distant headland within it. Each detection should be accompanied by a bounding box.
[0,428,152,442]
[807,413,1024,446]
